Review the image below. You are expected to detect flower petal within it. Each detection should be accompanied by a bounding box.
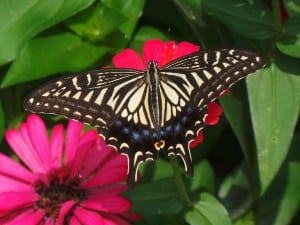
[189,131,204,148]
[27,114,52,170]
[113,49,144,70]
[142,39,164,67]
[57,200,77,224]
[64,120,84,168]
[82,165,127,188]
[50,124,64,169]
[0,154,34,182]
[78,138,114,178]
[69,130,98,178]
[5,128,45,173]
[205,102,223,125]
[81,195,131,213]
[102,214,131,225]
[74,207,104,225]
[173,41,200,59]
[0,208,44,225]
[0,191,39,216]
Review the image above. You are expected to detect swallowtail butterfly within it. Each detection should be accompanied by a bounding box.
[24,49,265,185]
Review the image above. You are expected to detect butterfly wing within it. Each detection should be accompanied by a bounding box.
[159,49,265,175]
[24,69,145,128]
[24,68,161,185]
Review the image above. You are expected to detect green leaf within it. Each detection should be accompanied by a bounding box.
[139,159,173,182]
[188,160,214,193]
[1,32,111,87]
[185,193,232,225]
[101,0,145,40]
[277,18,300,58]
[0,100,4,142]
[65,2,126,43]
[255,133,300,225]
[172,0,205,28]
[0,0,95,65]
[285,0,300,16]
[124,178,184,214]
[247,60,300,194]
[202,0,273,40]
[219,84,256,170]
[218,165,253,220]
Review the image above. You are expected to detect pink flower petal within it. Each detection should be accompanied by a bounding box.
[205,102,223,125]
[64,120,84,168]
[69,216,82,225]
[78,138,114,178]
[50,124,64,168]
[69,130,98,178]
[0,191,39,216]
[87,184,128,198]
[142,39,164,67]
[0,154,34,186]
[0,208,44,225]
[27,114,52,171]
[57,200,77,224]
[113,49,144,70]
[82,165,127,188]
[44,218,55,225]
[5,128,45,173]
[102,214,131,225]
[81,195,131,213]
[74,207,104,225]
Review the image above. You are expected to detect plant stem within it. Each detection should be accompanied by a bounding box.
[270,0,283,57]
[272,0,282,36]
[169,155,193,207]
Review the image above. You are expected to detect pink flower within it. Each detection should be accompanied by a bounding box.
[113,39,223,148]
[0,114,140,225]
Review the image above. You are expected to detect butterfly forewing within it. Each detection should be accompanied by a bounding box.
[24,48,265,185]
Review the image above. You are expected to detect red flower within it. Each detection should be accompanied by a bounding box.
[113,39,223,148]
[0,115,140,225]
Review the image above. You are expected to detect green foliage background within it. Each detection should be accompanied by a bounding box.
[0,0,299,224]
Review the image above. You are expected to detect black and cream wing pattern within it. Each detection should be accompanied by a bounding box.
[24,49,265,185]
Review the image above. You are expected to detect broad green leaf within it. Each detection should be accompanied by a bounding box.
[284,0,300,16]
[185,193,232,225]
[247,61,300,194]
[188,160,214,193]
[124,178,183,214]
[234,210,255,225]
[218,165,253,220]
[202,0,273,40]
[173,0,204,26]
[255,134,300,225]
[0,0,95,65]
[219,84,256,170]
[102,0,145,40]
[1,32,111,87]
[139,159,173,182]
[65,2,126,43]
[277,18,300,58]
[0,100,4,142]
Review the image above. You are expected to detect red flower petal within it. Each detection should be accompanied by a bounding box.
[189,131,204,148]
[205,102,223,125]
[142,39,164,67]
[113,48,144,70]
[173,41,200,59]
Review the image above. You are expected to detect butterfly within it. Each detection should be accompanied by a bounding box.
[24,48,265,185]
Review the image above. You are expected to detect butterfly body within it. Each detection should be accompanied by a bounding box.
[24,49,265,185]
